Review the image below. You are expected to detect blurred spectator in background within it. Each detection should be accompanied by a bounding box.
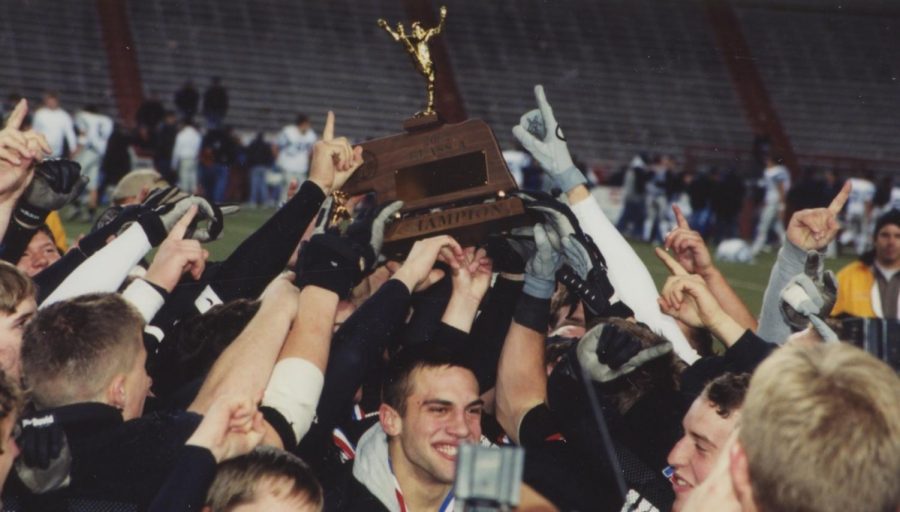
[274,113,317,201]
[32,91,77,159]
[686,168,713,236]
[616,154,648,239]
[644,154,675,242]
[750,154,790,256]
[841,171,876,255]
[154,111,180,185]
[99,123,134,195]
[502,141,531,188]
[203,77,229,129]
[246,132,277,208]
[174,80,200,123]
[71,104,113,220]
[710,168,745,243]
[135,91,165,151]
[172,120,202,195]
[200,125,237,202]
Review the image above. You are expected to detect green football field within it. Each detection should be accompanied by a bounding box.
[61,208,857,315]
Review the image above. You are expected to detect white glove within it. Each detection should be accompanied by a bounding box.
[512,85,586,193]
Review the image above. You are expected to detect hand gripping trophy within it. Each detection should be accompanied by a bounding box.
[377,6,448,117]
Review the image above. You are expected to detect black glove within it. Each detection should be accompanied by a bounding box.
[295,233,368,299]
[14,159,86,228]
[557,233,634,319]
[344,200,403,272]
[139,186,227,244]
[485,227,534,274]
[512,190,583,247]
[577,321,672,383]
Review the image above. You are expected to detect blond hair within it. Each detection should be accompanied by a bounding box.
[0,261,34,314]
[740,343,900,512]
[206,447,322,511]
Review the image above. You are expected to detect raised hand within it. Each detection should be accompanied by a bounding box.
[308,111,364,194]
[144,205,209,292]
[185,395,265,463]
[511,85,585,193]
[447,246,493,304]
[391,235,464,293]
[786,180,850,251]
[655,248,744,344]
[664,204,713,277]
[0,100,48,206]
[524,223,563,299]
[15,159,87,228]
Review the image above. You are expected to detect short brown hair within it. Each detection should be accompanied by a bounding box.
[701,372,749,419]
[740,343,900,512]
[0,261,34,314]
[205,447,323,511]
[382,343,474,417]
[21,293,144,409]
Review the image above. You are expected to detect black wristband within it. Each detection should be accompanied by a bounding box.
[13,203,50,230]
[514,293,551,333]
[294,234,363,299]
[259,405,297,449]
[140,278,170,302]
[136,212,168,247]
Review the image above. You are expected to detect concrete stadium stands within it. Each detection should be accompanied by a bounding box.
[0,1,114,117]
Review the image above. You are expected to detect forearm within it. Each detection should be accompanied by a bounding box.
[315,280,411,432]
[0,204,12,247]
[702,268,758,331]
[277,285,338,370]
[190,298,295,414]
[441,292,480,333]
[707,313,747,349]
[469,275,523,391]
[41,223,151,307]
[148,445,217,512]
[569,194,699,363]
[757,240,807,344]
[206,180,325,303]
[496,296,550,442]
[0,217,36,263]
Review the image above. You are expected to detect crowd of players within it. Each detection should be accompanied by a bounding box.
[0,83,895,512]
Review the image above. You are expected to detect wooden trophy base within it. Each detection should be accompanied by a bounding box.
[381,196,529,257]
[403,112,443,132]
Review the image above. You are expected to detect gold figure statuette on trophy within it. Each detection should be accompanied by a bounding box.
[377,6,447,117]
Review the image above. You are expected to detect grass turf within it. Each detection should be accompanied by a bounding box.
[61,207,857,315]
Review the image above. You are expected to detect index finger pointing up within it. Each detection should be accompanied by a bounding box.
[4,99,27,131]
[828,180,851,215]
[322,111,335,141]
[673,204,689,229]
[655,247,689,276]
[170,204,198,240]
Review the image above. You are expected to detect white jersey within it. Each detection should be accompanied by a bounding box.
[171,125,202,169]
[502,149,530,187]
[32,107,78,158]
[275,125,317,175]
[74,111,113,155]
[846,177,875,214]
[762,164,790,203]
[888,186,900,212]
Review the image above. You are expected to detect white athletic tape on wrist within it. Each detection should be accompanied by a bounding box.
[262,358,324,443]
[121,278,165,323]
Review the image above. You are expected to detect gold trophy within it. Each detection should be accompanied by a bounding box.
[378,6,447,117]
[337,6,528,255]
